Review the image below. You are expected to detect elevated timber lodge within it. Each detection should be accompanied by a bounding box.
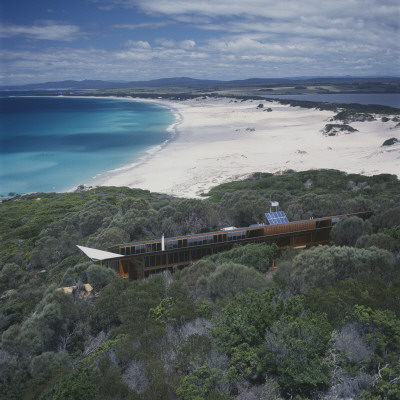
[79,211,372,280]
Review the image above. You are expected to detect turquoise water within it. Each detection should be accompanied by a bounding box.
[0,96,175,195]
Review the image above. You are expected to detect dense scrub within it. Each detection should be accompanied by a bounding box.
[1,169,400,399]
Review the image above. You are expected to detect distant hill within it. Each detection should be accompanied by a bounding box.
[0,77,222,91]
[1,76,400,92]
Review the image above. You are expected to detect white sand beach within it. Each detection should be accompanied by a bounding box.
[92,97,400,198]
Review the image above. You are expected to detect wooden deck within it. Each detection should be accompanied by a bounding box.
[106,211,373,280]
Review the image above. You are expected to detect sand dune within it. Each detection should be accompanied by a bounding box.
[92,97,400,198]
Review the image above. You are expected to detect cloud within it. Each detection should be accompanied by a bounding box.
[97,0,400,60]
[0,22,82,41]
[154,38,176,48]
[114,22,170,30]
[2,0,399,84]
[124,40,151,49]
[153,38,195,49]
[179,40,196,49]
[99,0,399,22]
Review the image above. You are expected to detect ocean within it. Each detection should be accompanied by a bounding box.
[0,96,176,195]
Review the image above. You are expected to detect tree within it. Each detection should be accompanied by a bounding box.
[0,263,23,289]
[86,264,117,291]
[350,306,400,400]
[176,363,225,400]
[305,278,400,327]
[86,226,130,249]
[263,312,332,397]
[331,322,372,364]
[178,259,217,300]
[209,243,278,273]
[217,191,269,227]
[61,262,94,287]
[350,306,400,360]
[330,216,373,246]
[29,351,70,378]
[91,278,129,332]
[173,199,219,235]
[206,263,270,303]
[40,371,94,400]
[211,289,281,355]
[371,206,400,230]
[356,233,399,252]
[383,225,400,242]
[212,290,333,395]
[31,221,81,267]
[290,246,394,294]
[78,200,118,236]
[285,193,345,221]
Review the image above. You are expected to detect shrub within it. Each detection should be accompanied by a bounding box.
[178,259,217,300]
[86,264,117,291]
[206,263,270,303]
[176,363,225,400]
[0,263,23,288]
[60,262,93,287]
[330,216,373,246]
[86,226,130,249]
[29,351,70,378]
[291,246,394,294]
[40,371,94,400]
[356,233,399,252]
[209,243,278,273]
[263,312,332,397]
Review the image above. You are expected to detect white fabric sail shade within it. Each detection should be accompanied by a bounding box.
[77,245,124,261]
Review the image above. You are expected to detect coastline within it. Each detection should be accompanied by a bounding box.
[88,96,400,198]
[0,95,179,196]
[55,95,182,193]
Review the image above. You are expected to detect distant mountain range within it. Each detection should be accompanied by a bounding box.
[1,76,399,91]
[0,77,283,91]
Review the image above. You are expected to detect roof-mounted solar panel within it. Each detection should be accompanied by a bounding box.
[265,211,289,225]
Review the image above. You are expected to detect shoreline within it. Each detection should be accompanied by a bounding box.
[86,96,400,198]
[89,103,182,186]
[82,96,186,191]
[56,95,184,192]
[1,94,184,197]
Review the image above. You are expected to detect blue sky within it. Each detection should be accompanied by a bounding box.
[1,0,399,85]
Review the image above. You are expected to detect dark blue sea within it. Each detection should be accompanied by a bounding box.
[0,96,175,195]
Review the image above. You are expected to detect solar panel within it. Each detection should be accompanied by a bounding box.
[265,211,289,225]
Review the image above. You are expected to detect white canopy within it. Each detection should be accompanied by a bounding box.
[77,245,124,261]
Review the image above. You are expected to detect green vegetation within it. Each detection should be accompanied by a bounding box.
[1,169,400,399]
[382,137,399,146]
[323,124,358,136]
[53,77,400,127]
[65,77,400,98]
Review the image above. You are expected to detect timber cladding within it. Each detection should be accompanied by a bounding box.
[106,211,373,280]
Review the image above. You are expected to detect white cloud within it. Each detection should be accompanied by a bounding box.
[179,40,196,49]
[97,0,400,69]
[125,40,151,49]
[154,38,176,47]
[0,22,82,41]
[104,0,399,22]
[2,0,399,84]
[114,22,170,30]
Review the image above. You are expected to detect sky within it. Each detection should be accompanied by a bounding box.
[1,0,399,85]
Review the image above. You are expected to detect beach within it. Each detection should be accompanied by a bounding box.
[92,97,400,198]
